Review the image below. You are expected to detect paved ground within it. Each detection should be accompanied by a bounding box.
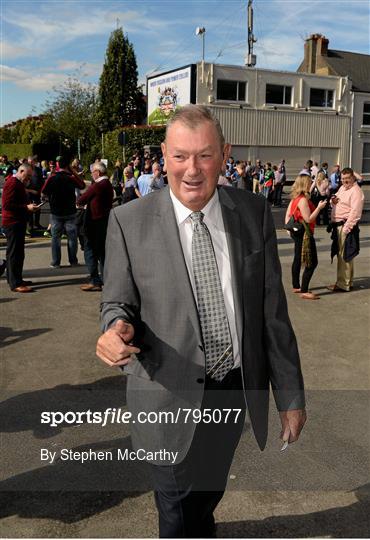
[0,204,369,538]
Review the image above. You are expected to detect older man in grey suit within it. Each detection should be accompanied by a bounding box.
[97,105,306,538]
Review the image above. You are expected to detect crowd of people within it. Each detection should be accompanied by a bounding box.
[217,157,287,207]
[0,149,366,299]
[0,152,167,293]
[284,167,364,300]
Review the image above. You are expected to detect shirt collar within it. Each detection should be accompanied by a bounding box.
[169,188,221,227]
[94,175,108,183]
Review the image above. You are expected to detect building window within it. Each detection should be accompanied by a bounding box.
[217,80,246,101]
[310,88,334,108]
[265,84,292,105]
[363,103,370,125]
[362,143,370,173]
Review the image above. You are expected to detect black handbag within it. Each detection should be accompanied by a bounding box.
[284,216,304,233]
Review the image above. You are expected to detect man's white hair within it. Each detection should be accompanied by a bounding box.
[92,161,107,175]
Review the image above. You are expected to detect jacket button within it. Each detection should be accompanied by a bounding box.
[196,378,204,384]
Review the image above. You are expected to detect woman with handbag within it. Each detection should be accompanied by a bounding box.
[285,175,327,300]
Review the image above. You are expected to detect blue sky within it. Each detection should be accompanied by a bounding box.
[1,0,369,126]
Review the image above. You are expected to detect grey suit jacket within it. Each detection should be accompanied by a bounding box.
[101,186,305,463]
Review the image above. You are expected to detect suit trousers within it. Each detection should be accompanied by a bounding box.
[149,368,246,538]
[3,222,27,290]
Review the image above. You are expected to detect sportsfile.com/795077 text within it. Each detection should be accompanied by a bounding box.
[40,408,243,427]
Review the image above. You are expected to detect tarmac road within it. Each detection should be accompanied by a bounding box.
[0,204,369,538]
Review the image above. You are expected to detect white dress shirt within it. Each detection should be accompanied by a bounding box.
[170,188,240,369]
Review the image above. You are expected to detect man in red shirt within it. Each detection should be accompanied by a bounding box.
[77,161,113,291]
[2,164,38,292]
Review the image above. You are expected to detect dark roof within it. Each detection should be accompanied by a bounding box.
[326,49,370,92]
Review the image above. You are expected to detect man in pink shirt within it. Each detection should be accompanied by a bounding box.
[327,167,364,292]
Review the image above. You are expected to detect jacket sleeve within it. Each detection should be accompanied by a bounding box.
[262,199,306,411]
[70,171,86,190]
[100,209,141,332]
[77,183,97,206]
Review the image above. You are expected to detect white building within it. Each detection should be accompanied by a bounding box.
[297,33,370,178]
[147,34,370,178]
[196,62,351,176]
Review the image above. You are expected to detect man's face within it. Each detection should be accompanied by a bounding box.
[341,173,355,190]
[19,168,32,185]
[124,168,133,179]
[91,168,100,180]
[162,120,229,211]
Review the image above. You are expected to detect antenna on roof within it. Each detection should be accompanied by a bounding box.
[245,0,257,67]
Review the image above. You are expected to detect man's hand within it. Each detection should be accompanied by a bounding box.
[27,203,38,212]
[317,199,327,209]
[331,195,339,205]
[96,319,141,367]
[279,408,307,443]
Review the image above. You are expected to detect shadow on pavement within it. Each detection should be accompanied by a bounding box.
[0,488,148,525]
[0,376,127,437]
[217,483,370,538]
[0,297,16,304]
[31,277,90,290]
[24,266,87,278]
[0,433,152,496]
[0,326,51,349]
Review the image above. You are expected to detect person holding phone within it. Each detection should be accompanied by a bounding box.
[285,175,327,300]
[1,164,39,292]
[327,168,364,292]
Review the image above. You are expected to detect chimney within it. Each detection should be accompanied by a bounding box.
[317,35,329,57]
[303,34,329,73]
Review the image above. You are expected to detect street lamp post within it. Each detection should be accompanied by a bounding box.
[195,27,206,62]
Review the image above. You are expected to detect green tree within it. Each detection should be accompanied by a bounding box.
[98,28,145,130]
[44,76,99,156]
[104,126,166,167]
[0,126,13,144]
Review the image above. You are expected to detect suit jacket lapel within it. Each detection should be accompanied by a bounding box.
[219,188,244,356]
[156,189,203,346]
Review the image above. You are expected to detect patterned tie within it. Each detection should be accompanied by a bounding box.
[190,211,234,381]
